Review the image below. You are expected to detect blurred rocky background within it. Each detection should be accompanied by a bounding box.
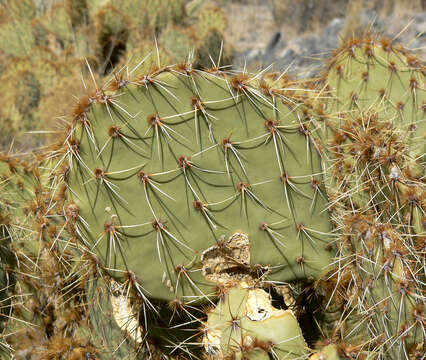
[0,0,424,151]
[223,0,425,76]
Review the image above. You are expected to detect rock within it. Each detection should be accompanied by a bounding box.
[241,9,425,77]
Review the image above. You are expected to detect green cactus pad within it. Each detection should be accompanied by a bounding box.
[323,37,425,160]
[203,282,308,359]
[308,37,425,360]
[61,64,334,302]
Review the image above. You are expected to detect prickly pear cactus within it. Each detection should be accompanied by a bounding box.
[0,153,101,358]
[0,153,48,256]
[203,282,307,359]
[0,26,424,360]
[308,36,425,359]
[323,36,424,157]
[60,63,334,303]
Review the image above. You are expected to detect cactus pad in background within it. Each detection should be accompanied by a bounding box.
[140,0,186,33]
[0,0,234,151]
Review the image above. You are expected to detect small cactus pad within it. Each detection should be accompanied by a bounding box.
[203,282,307,359]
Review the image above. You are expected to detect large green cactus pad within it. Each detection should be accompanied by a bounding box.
[307,37,425,360]
[63,66,334,302]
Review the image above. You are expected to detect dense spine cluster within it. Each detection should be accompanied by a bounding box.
[306,36,425,359]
